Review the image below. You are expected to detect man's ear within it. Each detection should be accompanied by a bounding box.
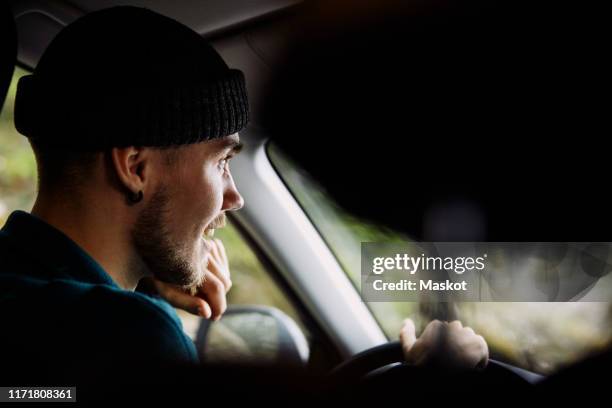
[110,146,150,195]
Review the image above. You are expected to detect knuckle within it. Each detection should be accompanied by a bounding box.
[449,320,463,330]
[216,238,225,249]
[208,278,224,294]
[476,335,487,352]
[430,319,443,328]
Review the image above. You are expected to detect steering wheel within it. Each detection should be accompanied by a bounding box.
[329,341,539,386]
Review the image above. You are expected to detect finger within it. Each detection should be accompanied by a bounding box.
[400,319,417,353]
[404,338,431,366]
[203,239,217,263]
[448,320,463,330]
[400,319,416,337]
[214,238,229,267]
[198,300,213,319]
[208,238,221,261]
[422,319,444,337]
[200,271,227,320]
[420,319,446,346]
[202,237,213,253]
[408,320,444,365]
[475,335,489,369]
[153,281,212,318]
[207,254,232,292]
[208,240,228,278]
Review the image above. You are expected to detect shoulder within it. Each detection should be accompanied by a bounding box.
[86,284,184,331]
[1,276,198,365]
[79,284,199,363]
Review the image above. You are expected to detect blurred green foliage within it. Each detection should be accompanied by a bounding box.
[0,68,36,225]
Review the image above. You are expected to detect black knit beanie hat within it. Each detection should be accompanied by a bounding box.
[14,6,249,150]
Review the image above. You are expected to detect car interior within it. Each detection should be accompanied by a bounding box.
[1,0,610,403]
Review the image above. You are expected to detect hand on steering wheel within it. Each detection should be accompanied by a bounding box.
[400,319,489,370]
[329,319,532,388]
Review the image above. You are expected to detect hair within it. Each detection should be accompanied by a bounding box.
[29,140,101,194]
[29,139,182,195]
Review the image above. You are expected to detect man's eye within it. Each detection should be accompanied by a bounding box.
[218,158,230,172]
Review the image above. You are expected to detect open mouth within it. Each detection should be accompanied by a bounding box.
[203,214,227,238]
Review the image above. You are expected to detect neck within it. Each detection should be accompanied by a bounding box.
[31,189,146,290]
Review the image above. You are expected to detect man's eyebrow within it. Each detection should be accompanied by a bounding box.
[230,141,244,154]
[220,139,243,155]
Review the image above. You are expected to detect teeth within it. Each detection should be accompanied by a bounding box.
[204,229,215,238]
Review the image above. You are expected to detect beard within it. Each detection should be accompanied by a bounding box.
[131,186,204,291]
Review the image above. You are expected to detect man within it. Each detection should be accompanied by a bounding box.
[0,6,244,382]
[0,6,486,386]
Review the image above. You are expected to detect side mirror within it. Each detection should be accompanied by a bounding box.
[195,305,310,367]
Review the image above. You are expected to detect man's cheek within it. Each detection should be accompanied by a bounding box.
[199,188,222,222]
[203,176,225,212]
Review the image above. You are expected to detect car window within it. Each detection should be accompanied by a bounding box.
[0,67,36,224]
[267,141,612,374]
[0,67,310,348]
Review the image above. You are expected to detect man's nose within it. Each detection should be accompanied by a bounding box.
[222,182,244,212]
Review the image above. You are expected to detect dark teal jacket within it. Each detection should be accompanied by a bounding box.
[0,210,198,382]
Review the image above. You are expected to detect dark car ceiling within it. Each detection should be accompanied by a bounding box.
[262,0,611,242]
[65,0,300,36]
[10,0,299,68]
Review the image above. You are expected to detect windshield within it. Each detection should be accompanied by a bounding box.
[267,141,612,375]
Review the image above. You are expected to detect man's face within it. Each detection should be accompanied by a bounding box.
[132,134,244,290]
